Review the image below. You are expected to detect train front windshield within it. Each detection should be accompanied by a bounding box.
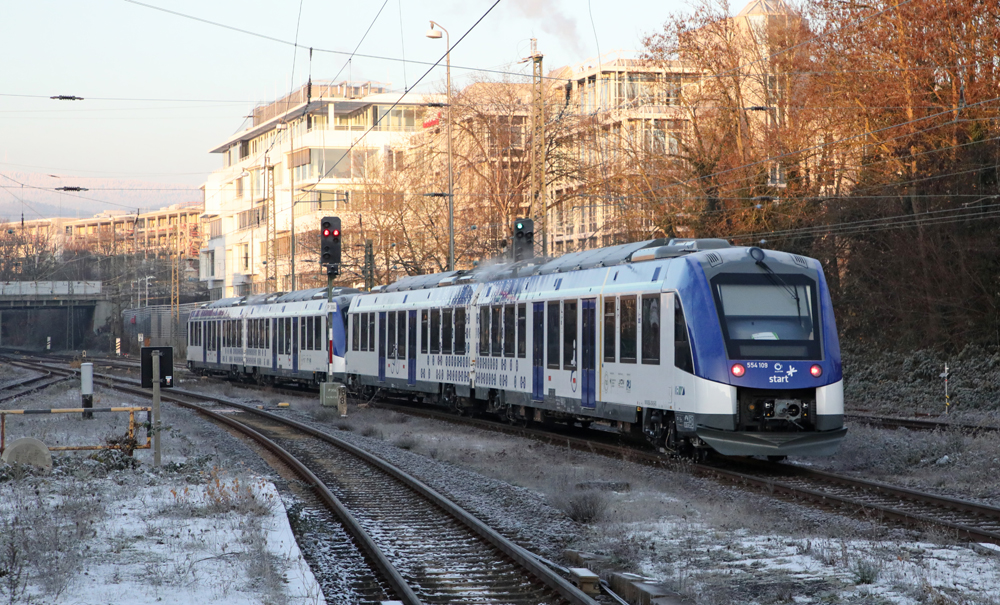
[711,273,821,361]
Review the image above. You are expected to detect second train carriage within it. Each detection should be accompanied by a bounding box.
[344,238,847,458]
[186,287,358,385]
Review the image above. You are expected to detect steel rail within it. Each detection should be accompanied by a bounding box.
[189,401,422,605]
[847,413,1000,434]
[8,357,596,605]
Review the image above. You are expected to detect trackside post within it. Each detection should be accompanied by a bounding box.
[152,350,161,466]
[81,362,93,419]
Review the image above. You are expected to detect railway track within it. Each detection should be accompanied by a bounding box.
[0,366,71,403]
[370,400,1000,546]
[14,354,1000,557]
[4,356,599,605]
[846,413,1000,435]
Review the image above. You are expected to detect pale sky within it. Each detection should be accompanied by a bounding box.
[1,0,694,191]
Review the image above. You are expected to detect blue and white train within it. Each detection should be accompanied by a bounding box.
[186,288,358,386]
[187,238,847,458]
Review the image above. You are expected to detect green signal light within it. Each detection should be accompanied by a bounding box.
[516,222,523,229]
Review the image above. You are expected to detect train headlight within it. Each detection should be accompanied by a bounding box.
[810,364,823,377]
[731,363,746,377]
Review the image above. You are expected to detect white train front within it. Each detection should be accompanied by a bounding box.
[342,238,846,458]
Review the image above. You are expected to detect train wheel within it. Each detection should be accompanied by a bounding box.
[767,455,787,463]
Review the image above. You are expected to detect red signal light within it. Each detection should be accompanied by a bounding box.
[332,229,340,237]
[322,228,331,237]
[731,363,746,377]
[810,364,823,377]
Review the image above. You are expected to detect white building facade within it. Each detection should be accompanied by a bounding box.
[201,81,435,299]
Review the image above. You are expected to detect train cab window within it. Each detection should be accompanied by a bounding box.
[479,308,489,356]
[502,305,515,358]
[641,294,661,365]
[368,313,375,351]
[711,273,820,360]
[421,310,429,354]
[563,301,577,371]
[546,301,560,369]
[360,313,369,351]
[604,299,616,362]
[442,309,453,354]
[516,304,526,359]
[454,308,466,355]
[397,311,407,359]
[430,309,441,354]
[675,297,694,373]
[620,296,637,363]
[387,311,397,359]
[490,307,502,357]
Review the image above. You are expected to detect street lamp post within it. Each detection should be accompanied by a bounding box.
[426,21,454,272]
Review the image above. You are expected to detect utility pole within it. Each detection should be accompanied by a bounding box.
[265,159,277,292]
[171,212,180,327]
[528,39,546,257]
[363,239,374,290]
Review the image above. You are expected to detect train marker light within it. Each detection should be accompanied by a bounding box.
[810,364,823,377]
[731,363,746,377]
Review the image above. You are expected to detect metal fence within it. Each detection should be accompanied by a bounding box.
[122,303,202,355]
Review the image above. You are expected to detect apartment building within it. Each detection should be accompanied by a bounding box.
[201,80,436,299]
[17,202,203,258]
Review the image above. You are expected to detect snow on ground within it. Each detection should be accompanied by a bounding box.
[0,458,324,605]
[6,359,1000,604]
[0,365,323,604]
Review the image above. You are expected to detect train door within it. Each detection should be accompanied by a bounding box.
[271,318,278,371]
[532,302,544,400]
[407,310,417,385]
[202,321,207,364]
[292,317,299,373]
[378,312,386,382]
[581,298,597,409]
[216,320,221,365]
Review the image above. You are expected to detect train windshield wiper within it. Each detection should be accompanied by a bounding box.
[750,249,801,316]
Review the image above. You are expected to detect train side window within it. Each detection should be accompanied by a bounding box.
[674,297,694,373]
[620,296,637,363]
[300,319,307,351]
[563,301,578,371]
[368,313,375,351]
[491,306,502,357]
[546,301,560,369]
[265,319,270,350]
[516,303,526,359]
[360,313,369,351]
[479,307,489,356]
[277,319,284,354]
[421,310,429,354]
[239,321,243,348]
[387,311,397,359]
[286,318,292,354]
[502,305,515,357]
[430,309,441,354]
[455,308,466,355]
[320,317,326,350]
[641,294,661,365]
[397,311,407,359]
[351,316,358,351]
[442,309,453,354]
[604,299,616,362]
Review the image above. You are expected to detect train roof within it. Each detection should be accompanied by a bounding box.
[376,238,733,294]
[199,287,360,308]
